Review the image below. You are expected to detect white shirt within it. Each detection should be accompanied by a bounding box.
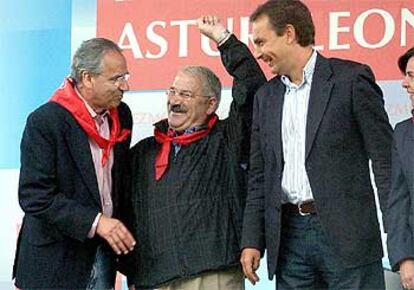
[281,50,317,204]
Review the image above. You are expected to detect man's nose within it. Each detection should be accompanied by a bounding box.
[253,46,263,60]
[119,80,129,91]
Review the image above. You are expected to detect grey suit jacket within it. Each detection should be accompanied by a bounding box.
[387,118,414,271]
[241,53,393,279]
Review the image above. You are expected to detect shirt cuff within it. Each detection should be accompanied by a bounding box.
[87,213,102,238]
[218,30,232,47]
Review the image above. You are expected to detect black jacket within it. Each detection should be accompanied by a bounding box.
[241,54,393,279]
[13,101,132,289]
[124,35,266,288]
[387,118,414,271]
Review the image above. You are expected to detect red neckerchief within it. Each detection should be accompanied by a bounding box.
[49,78,131,166]
[154,114,219,181]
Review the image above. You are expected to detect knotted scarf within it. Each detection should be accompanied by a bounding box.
[50,78,131,166]
[154,114,218,180]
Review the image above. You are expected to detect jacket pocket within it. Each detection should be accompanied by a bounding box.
[23,216,64,246]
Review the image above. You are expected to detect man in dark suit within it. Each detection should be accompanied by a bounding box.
[387,46,414,290]
[13,38,136,289]
[240,1,393,289]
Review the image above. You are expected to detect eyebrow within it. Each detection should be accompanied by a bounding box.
[253,37,263,45]
[110,72,129,79]
[170,86,192,93]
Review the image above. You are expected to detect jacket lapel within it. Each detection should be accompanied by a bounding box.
[64,117,101,207]
[402,122,414,187]
[267,79,285,166]
[305,54,333,159]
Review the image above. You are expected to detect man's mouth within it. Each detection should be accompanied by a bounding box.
[170,104,187,113]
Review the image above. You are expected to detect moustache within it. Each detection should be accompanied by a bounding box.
[170,104,188,113]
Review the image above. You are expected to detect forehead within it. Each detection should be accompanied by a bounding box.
[101,50,128,74]
[252,15,274,38]
[172,71,202,92]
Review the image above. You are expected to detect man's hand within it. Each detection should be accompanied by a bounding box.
[197,15,228,44]
[400,259,414,289]
[96,215,136,255]
[240,248,261,285]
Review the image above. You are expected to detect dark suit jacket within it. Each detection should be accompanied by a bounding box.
[13,101,132,289]
[387,118,414,271]
[241,53,393,279]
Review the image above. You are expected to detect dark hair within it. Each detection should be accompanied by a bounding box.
[250,0,315,46]
[70,38,122,82]
[398,47,414,74]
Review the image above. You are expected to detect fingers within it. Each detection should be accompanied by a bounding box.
[400,260,414,290]
[96,216,136,255]
[240,248,260,285]
[109,223,136,255]
[202,15,219,25]
[197,15,226,43]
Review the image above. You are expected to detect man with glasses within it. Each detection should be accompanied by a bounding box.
[123,16,266,290]
[13,37,136,289]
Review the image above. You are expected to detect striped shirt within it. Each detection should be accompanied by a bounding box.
[281,50,317,204]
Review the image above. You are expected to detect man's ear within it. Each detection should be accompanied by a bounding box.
[284,24,296,45]
[80,70,94,89]
[206,96,218,115]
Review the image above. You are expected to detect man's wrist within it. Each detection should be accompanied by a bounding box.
[87,212,102,238]
[217,29,232,46]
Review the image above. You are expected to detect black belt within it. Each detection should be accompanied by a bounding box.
[282,201,317,215]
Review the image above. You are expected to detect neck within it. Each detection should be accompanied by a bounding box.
[287,46,313,85]
[76,85,105,114]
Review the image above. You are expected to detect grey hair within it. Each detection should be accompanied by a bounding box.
[70,38,122,82]
[180,65,222,108]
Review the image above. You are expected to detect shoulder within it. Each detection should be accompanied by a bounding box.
[118,101,132,117]
[117,101,133,129]
[322,55,374,79]
[131,136,157,155]
[394,118,412,134]
[26,102,73,128]
[254,76,283,101]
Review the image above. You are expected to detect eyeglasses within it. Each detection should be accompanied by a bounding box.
[109,73,130,85]
[166,87,215,100]
[166,88,195,99]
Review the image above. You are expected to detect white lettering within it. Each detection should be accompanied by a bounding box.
[329,11,350,50]
[401,8,414,46]
[118,22,144,59]
[240,16,252,46]
[354,9,394,49]
[146,21,168,59]
[170,19,197,57]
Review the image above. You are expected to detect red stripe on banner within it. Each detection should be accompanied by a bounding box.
[97,0,414,90]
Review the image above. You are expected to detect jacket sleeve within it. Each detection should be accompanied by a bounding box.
[351,64,393,229]
[240,90,266,253]
[18,109,98,242]
[219,35,266,164]
[386,124,414,271]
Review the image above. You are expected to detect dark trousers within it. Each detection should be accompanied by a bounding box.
[276,212,385,290]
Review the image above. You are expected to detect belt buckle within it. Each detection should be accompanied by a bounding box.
[297,202,310,216]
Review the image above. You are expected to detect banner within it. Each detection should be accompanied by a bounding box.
[97,0,414,90]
